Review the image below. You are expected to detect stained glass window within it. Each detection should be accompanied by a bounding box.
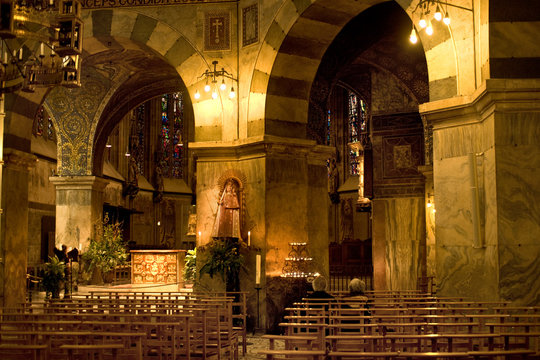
[159,92,184,179]
[33,105,56,142]
[348,91,367,175]
[135,104,145,176]
[326,109,332,146]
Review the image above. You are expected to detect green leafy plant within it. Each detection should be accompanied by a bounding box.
[42,255,65,299]
[200,238,243,291]
[183,248,197,283]
[82,220,128,279]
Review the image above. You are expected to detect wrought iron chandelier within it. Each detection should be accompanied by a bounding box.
[194,60,236,100]
[0,0,84,93]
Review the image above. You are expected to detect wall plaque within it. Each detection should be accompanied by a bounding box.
[242,3,258,47]
[205,11,230,51]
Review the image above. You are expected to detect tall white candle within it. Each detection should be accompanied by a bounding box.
[255,254,261,285]
[18,48,22,60]
[40,43,44,56]
[248,231,251,247]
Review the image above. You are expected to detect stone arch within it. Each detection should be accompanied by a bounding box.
[43,8,212,176]
[248,0,470,138]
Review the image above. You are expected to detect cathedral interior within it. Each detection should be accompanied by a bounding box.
[0,0,538,331]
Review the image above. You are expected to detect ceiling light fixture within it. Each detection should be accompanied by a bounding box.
[0,0,84,93]
[195,60,237,100]
[409,1,471,44]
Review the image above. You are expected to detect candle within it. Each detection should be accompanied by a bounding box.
[248,231,251,247]
[198,231,201,242]
[40,43,44,56]
[255,254,261,285]
[18,48,22,60]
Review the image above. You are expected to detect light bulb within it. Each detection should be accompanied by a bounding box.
[409,28,418,44]
[434,5,442,21]
[194,90,200,99]
[427,200,432,208]
[419,15,427,29]
[212,90,218,99]
[443,11,450,25]
[204,83,211,92]
[426,20,433,36]
[220,79,226,91]
[106,143,112,148]
[229,87,235,98]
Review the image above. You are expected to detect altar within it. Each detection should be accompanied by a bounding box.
[130,250,186,285]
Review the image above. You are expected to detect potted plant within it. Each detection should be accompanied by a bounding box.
[42,255,66,299]
[82,220,129,284]
[183,248,197,287]
[199,238,244,292]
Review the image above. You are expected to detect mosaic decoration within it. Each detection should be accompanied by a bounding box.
[242,3,258,47]
[46,70,107,176]
[204,12,230,51]
[82,0,230,9]
[393,145,412,169]
[382,135,423,178]
[131,251,181,284]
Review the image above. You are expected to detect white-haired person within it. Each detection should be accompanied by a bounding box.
[305,276,334,300]
[344,278,368,305]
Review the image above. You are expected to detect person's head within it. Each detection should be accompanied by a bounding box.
[312,276,328,292]
[61,245,67,252]
[348,278,366,296]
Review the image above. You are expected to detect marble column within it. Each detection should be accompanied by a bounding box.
[1,149,36,307]
[421,79,540,304]
[49,176,109,252]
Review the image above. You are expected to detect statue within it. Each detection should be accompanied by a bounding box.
[328,158,340,204]
[123,156,139,197]
[153,165,164,203]
[212,178,242,239]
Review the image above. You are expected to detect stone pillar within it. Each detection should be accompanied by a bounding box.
[420,79,540,304]
[1,149,36,307]
[191,137,333,331]
[49,176,108,252]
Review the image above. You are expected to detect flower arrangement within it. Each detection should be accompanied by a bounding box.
[82,218,128,282]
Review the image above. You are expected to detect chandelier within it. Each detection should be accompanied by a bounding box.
[281,242,320,279]
[194,60,236,100]
[409,0,471,44]
[0,0,83,93]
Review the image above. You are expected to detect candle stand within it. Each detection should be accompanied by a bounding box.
[254,285,262,333]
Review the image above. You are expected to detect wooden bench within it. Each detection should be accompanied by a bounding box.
[59,343,125,360]
[0,343,48,360]
[258,335,325,360]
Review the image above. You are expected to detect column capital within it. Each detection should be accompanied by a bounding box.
[3,149,37,171]
[419,79,540,129]
[49,175,109,191]
[190,135,336,165]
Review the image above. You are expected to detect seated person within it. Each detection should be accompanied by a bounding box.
[344,278,368,303]
[306,276,334,299]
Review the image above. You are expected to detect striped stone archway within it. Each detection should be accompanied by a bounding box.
[248,0,468,139]
[42,8,211,177]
